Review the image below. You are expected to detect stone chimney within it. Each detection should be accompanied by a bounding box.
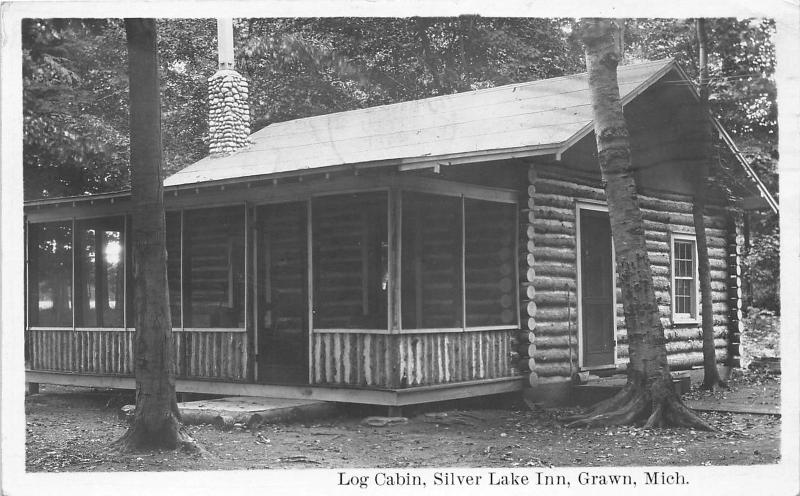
[208,18,250,157]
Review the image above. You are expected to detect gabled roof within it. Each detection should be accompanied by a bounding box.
[165,59,677,187]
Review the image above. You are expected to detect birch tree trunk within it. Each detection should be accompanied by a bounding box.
[112,18,202,452]
[563,18,713,430]
[695,18,727,390]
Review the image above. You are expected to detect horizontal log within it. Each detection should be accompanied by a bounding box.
[532,322,576,335]
[535,233,576,249]
[667,349,727,368]
[532,218,575,236]
[528,206,574,223]
[535,178,605,201]
[533,290,578,307]
[710,270,728,281]
[534,362,574,377]
[665,338,728,353]
[533,246,576,263]
[532,192,575,210]
[532,334,574,349]
[646,240,670,253]
[637,196,693,214]
[709,258,729,271]
[652,276,671,291]
[532,276,576,291]
[648,252,670,267]
[532,261,577,278]
[536,307,576,321]
[533,348,574,362]
[650,265,670,277]
[616,325,728,343]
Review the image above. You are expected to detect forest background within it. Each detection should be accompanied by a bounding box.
[21,17,780,312]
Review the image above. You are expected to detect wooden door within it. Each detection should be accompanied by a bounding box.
[579,208,615,368]
[256,202,308,384]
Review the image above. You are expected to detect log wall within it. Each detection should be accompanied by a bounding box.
[518,164,732,386]
[311,329,514,388]
[26,328,248,381]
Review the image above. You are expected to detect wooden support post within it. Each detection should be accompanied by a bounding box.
[387,405,402,417]
[26,382,40,395]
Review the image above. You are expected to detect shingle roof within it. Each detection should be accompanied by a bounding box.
[165,59,676,187]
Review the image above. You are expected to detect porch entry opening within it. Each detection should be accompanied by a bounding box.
[578,208,615,368]
[255,202,309,384]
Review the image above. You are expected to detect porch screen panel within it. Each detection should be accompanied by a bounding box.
[464,199,516,327]
[183,206,245,328]
[28,222,73,327]
[313,192,388,329]
[166,212,181,327]
[401,192,463,329]
[75,217,125,327]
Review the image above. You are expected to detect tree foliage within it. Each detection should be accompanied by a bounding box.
[22,18,780,315]
[23,17,586,196]
[23,19,129,198]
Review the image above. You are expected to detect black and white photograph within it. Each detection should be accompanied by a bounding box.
[1,1,797,495]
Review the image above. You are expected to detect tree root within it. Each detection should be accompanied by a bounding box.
[110,414,209,455]
[560,382,717,431]
[560,382,637,422]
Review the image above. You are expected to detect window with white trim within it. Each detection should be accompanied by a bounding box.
[671,234,698,321]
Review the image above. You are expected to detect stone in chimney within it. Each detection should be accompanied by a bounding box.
[208,18,251,157]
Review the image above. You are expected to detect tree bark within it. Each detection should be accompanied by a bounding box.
[112,18,202,453]
[695,18,726,390]
[562,19,713,430]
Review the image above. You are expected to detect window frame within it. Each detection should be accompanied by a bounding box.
[670,232,700,324]
[74,216,127,329]
[396,186,520,334]
[310,188,392,334]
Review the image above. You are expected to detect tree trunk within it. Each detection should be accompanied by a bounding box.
[112,18,202,453]
[562,19,713,430]
[695,18,726,390]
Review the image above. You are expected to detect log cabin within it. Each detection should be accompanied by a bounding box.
[23,44,777,408]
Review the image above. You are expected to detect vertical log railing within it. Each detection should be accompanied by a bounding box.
[25,328,248,381]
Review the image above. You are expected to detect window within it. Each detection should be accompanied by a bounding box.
[399,192,518,331]
[464,199,517,327]
[28,222,73,327]
[313,192,388,329]
[401,192,463,329]
[671,235,698,321]
[166,212,182,328]
[75,217,125,327]
[183,206,246,328]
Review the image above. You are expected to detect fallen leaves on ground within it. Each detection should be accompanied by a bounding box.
[25,372,780,472]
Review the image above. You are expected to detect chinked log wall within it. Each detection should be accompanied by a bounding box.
[519,165,731,386]
[311,330,513,388]
[25,329,248,381]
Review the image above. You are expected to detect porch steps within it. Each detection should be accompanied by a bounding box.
[179,396,340,427]
[123,396,340,428]
[571,372,691,406]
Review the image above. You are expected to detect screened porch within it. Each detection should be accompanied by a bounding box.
[25,175,521,390]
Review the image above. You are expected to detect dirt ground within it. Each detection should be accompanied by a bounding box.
[25,371,780,472]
